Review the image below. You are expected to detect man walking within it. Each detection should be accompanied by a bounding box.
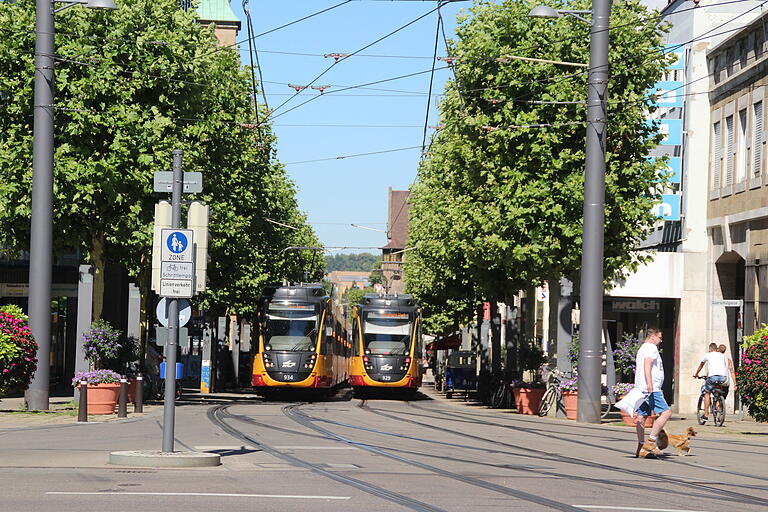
[634,328,672,458]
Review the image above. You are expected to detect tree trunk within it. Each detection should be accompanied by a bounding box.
[91,232,107,321]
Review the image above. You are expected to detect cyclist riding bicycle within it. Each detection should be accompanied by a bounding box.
[693,342,736,423]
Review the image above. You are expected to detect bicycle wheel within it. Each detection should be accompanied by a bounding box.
[600,400,611,419]
[538,386,556,416]
[491,384,505,409]
[696,394,707,425]
[712,395,725,427]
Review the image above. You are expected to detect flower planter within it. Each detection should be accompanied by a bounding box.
[562,391,578,420]
[615,395,657,427]
[80,382,120,415]
[514,388,545,415]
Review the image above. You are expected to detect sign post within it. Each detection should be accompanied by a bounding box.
[160,150,184,453]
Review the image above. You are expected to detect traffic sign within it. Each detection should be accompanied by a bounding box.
[161,229,194,262]
[156,327,189,348]
[156,298,191,327]
[153,171,203,193]
[160,229,194,298]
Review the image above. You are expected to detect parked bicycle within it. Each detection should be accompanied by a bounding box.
[696,376,726,426]
[489,374,516,409]
[537,366,612,418]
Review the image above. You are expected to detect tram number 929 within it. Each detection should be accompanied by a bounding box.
[380,375,391,381]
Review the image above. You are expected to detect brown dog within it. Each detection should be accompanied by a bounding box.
[663,427,696,455]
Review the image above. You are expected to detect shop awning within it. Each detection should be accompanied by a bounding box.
[427,333,461,351]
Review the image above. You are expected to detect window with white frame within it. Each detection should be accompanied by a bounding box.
[725,115,735,187]
[755,101,763,177]
[713,120,722,190]
[737,108,748,183]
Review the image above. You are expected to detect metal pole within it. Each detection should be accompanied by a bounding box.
[77,381,88,422]
[134,375,144,413]
[26,0,56,411]
[577,0,612,424]
[162,149,183,452]
[118,377,128,418]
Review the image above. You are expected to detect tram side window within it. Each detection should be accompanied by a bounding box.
[352,319,360,356]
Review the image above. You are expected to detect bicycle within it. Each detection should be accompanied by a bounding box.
[696,376,727,427]
[490,375,515,409]
[537,366,612,418]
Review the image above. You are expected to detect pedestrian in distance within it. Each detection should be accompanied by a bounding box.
[693,342,736,423]
[634,328,672,458]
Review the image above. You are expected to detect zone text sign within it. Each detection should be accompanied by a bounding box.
[160,229,194,298]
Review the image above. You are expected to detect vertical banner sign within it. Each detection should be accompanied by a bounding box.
[650,81,684,108]
[646,156,682,184]
[665,44,685,70]
[652,194,681,221]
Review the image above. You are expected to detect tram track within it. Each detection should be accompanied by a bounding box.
[357,401,768,505]
[399,401,768,483]
[206,404,447,512]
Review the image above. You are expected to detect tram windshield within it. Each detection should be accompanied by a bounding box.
[363,311,412,355]
[264,303,318,351]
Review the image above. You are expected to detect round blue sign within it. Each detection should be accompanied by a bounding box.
[166,231,188,254]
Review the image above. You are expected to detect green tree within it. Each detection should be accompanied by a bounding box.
[324,252,379,272]
[407,0,670,333]
[0,0,319,317]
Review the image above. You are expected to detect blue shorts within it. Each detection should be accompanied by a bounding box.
[703,375,728,394]
[637,391,670,416]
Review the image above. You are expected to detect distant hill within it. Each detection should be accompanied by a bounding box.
[325,252,378,273]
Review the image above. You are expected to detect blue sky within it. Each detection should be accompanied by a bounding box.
[228,0,468,253]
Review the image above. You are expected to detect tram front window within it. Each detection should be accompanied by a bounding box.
[265,304,317,351]
[363,312,411,355]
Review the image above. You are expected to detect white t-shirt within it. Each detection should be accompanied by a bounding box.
[635,342,664,392]
[701,351,728,377]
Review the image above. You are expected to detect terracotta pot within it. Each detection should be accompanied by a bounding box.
[615,396,657,427]
[562,391,578,420]
[513,387,545,415]
[80,382,120,415]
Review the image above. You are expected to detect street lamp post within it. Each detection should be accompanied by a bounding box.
[26,0,117,411]
[530,0,612,424]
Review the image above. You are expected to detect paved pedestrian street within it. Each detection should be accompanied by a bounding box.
[1,389,767,512]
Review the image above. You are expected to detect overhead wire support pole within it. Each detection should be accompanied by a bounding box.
[162,149,183,452]
[26,0,56,411]
[578,0,612,424]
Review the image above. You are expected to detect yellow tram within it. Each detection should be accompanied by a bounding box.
[251,283,349,393]
[348,293,423,394]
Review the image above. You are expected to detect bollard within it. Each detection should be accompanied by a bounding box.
[134,375,144,413]
[118,377,128,418]
[78,381,88,422]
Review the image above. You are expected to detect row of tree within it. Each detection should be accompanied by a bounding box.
[324,252,379,273]
[0,0,322,321]
[405,0,672,335]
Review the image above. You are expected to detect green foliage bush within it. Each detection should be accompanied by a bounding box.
[737,328,768,422]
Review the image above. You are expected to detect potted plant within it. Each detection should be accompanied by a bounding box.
[77,320,138,413]
[612,335,641,383]
[559,377,579,420]
[71,369,122,414]
[0,305,37,398]
[513,339,547,414]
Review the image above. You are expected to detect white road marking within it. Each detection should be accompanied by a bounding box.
[47,492,350,500]
[573,507,709,512]
[273,445,358,450]
[193,445,257,451]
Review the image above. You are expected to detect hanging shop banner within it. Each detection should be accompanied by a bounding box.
[645,119,682,146]
[665,44,685,70]
[652,193,681,221]
[647,156,682,184]
[649,81,684,108]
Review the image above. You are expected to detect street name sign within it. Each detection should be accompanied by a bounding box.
[153,171,203,193]
[160,229,194,298]
[712,299,742,307]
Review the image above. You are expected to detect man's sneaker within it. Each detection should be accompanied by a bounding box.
[635,443,643,458]
[641,438,662,457]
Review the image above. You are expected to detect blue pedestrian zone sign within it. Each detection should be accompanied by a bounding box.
[648,81,683,108]
[645,119,682,146]
[664,44,685,70]
[652,194,681,221]
[167,231,188,254]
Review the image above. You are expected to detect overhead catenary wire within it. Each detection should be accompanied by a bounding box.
[421,1,443,156]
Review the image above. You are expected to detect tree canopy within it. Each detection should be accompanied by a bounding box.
[0,0,320,315]
[325,252,379,273]
[406,0,670,334]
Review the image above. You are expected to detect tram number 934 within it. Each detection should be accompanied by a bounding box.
[283,374,294,381]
